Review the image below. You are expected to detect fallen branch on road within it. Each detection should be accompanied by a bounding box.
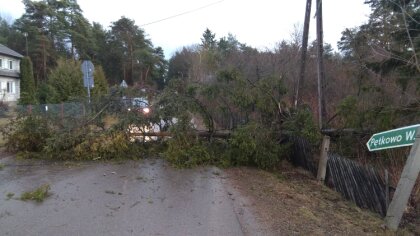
[129,130,232,139]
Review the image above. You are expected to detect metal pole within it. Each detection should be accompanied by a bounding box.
[385,169,389,209]
[87,81,91,103]
[85,62,91,103]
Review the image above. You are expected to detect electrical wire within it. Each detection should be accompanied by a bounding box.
[140,0,225,27]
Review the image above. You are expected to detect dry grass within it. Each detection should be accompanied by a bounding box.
[0,117,11,146]
[225,162,416,235]
[103,115,119,129]
[0,105,16,146]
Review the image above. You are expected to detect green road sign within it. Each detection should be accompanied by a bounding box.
[367,124,420,151]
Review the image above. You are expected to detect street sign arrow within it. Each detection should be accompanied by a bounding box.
[366,124,420,151]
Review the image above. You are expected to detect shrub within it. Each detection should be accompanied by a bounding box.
[2,115,51,154]
[282,107,320,146]
[0,101,9,117]
[164,114,213,167]
[165,137,212,168]
[73,131,143,160]
[42,128,90,160]
[225,122,290,169]
[41,126,147,161]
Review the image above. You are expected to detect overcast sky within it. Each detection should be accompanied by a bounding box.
[0,0,371,58]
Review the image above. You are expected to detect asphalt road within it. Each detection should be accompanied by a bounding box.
[0,156,266,236]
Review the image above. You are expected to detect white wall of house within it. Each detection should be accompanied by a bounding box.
[0,56,20,71]
[0,54,21,103]
[0,77,20,102]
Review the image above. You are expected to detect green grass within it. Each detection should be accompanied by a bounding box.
[20,184,51,202]
[6,192,14,200]
[0,163,4,170]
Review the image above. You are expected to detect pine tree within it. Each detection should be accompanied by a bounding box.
[200,28,216,50]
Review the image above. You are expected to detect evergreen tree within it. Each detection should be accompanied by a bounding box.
[151,47,167,90]
[200,28,218,70]
[47,58,85,102]
[339,0,420,90]
[168,47,193,81]
[19,56,37,105]
[108,17,154,86]
[200,28,216,50]
[106,16,167,89]
[15,0,55,82]
[91,65,109,97]
[91,22,108,65]
[217,33,240,56]
[337,0,420,129]
[36,82,58,104]
[0,16,11,45]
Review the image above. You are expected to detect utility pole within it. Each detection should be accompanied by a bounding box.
[23,32,28,56]
[294,0,312,108]
[316,0,327,129]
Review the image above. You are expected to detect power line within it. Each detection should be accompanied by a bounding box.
[140,0,225,27]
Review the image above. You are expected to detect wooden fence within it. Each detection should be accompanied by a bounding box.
[326,153,387,216]
[289,136,317,175]
[290,137,388,216]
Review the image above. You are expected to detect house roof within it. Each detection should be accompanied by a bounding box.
[0,70,20,78]
[0,44,23,59]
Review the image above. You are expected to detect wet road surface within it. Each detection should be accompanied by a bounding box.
[0,156,265,236]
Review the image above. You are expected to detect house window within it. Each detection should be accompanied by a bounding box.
[7,82,15,93]
[0,58,3,68]
[8,60,13,70]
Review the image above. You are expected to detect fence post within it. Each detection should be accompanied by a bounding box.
[60,103,64,121]
[317,135,330,182]
[28,105,32,115]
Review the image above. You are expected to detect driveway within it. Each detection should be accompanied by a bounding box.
[0,156,267,236]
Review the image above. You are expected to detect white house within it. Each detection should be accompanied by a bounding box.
[0,44,23,104]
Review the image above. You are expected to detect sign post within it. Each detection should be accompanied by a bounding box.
[366,125,420,230]
[81,60,94,103]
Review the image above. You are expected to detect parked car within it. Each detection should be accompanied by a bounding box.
[123,97,150,114]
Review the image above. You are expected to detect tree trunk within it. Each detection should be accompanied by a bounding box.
[42,36,47,82]
[129,44,134,85]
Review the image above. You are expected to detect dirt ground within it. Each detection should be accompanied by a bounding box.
[224,161,418,235]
